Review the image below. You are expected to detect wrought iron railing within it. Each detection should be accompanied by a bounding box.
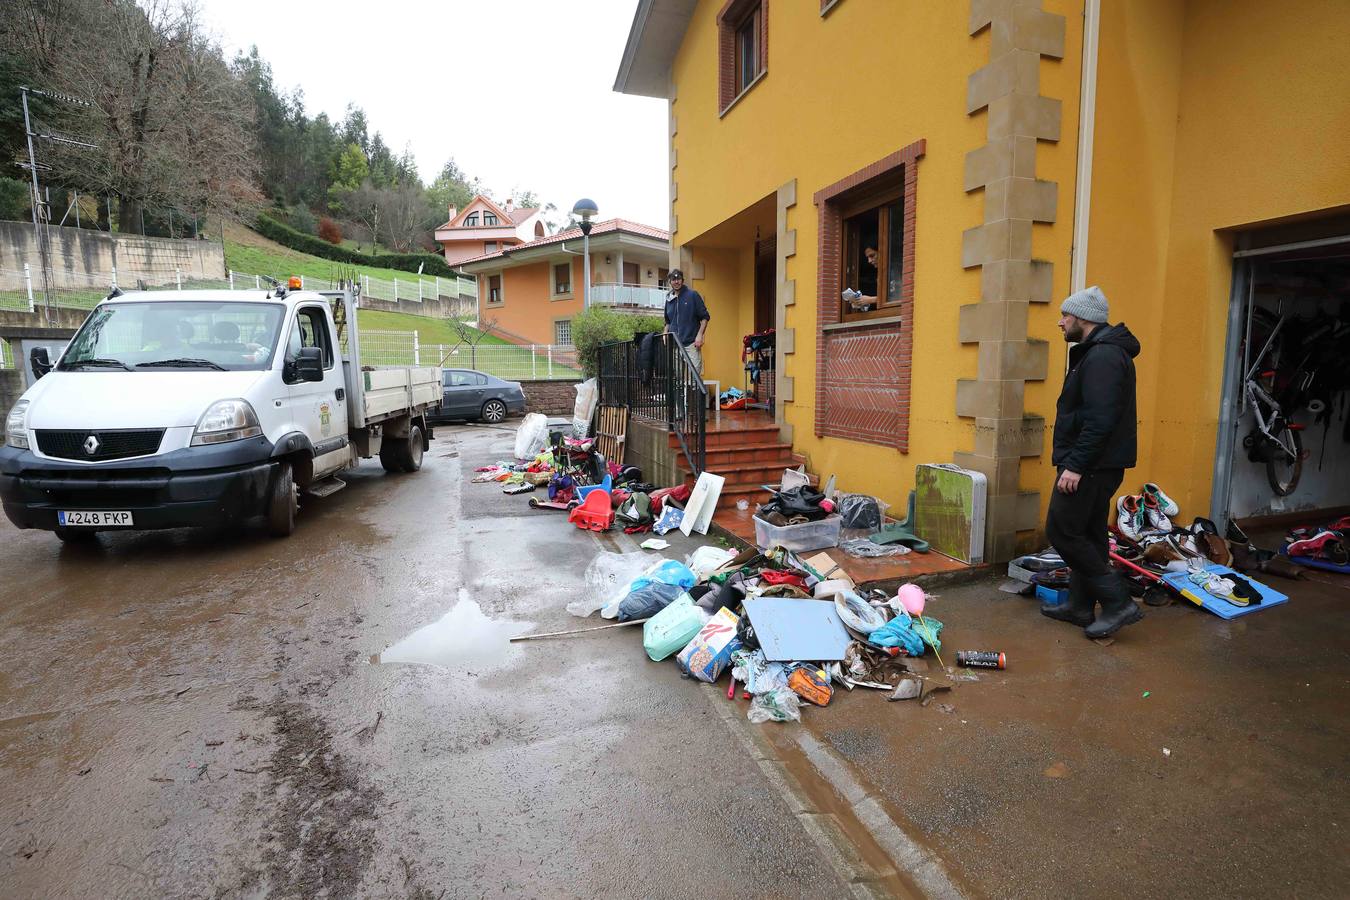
[598,332,706,475]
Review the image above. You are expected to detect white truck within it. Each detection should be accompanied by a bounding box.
[1,283,442,540]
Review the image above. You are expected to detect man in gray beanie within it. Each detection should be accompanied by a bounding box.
[1042,285,1144,638]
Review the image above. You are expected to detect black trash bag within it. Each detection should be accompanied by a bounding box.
[838,494,882,530]
[759,486,828,521]
[735,609,761,651]
[617,582,684,622]
[696,573,747,613]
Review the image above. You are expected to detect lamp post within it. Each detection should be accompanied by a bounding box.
[572,198,598,309]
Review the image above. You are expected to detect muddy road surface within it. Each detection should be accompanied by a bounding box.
[0,424,860,898]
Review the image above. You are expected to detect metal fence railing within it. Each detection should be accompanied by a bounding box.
[598,332,706,474]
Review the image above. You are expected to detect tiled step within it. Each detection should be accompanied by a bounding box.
[679,442,796,468]
[682,462,817,490]
[667,425,782,450]
[709,483,774,512]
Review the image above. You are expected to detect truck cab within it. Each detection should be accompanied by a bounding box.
[1,284,442,540]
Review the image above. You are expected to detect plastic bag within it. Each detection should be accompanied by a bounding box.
[685,546,738,581]
[617,582,683,622]
[643,594,711,661]
[567,551,661,618]
[834,590,888,635]
[730,648,787,694]
[600,559,697,619]
[747,687,801,723]
[514,413,549,460]
[572,378,599,437]
[837,493,888,531]
[840,538,909,558]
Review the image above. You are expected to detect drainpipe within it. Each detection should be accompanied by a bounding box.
[1070,0,1101,293]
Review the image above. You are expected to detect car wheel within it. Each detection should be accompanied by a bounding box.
[54,527,98,543]
[267,462,297,537]
[481,399,508,423]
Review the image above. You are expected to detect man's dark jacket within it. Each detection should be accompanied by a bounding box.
[1052,322,1140,473]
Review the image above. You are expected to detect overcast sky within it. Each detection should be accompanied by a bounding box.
[198,0,669,228]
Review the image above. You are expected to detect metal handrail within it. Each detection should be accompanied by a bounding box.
[598,332,706,475]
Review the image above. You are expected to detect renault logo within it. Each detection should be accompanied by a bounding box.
[83,434,100,455]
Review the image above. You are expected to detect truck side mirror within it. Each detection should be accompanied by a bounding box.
[295,346,324,382]
[29,347,52,380]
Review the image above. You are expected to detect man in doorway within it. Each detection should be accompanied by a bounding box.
[664,268,710,375]
[1042,285,1144,638]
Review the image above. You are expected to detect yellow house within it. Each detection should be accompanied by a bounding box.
[615,0,1350,560]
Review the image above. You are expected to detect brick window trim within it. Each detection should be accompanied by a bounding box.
[813,139,925,452]
[718,0,768,116]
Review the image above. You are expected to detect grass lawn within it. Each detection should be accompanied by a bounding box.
[221,221,444,287]
[355,308,511,346]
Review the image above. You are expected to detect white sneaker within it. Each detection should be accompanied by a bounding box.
[1115,495,1145,542]
[1143,482,1179,518]
[1140,492,1172,534]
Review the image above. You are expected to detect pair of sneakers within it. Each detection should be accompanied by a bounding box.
[1115,483,1179,541]
[1285,528,1349,565]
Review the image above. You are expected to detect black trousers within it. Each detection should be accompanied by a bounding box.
[1045,468,1124,578]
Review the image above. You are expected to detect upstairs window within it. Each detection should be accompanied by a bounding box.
[484,241,498,254]
[465,213,479,226]
[718,0,767,114]
[483,212,499,226]
[553,262,571,295]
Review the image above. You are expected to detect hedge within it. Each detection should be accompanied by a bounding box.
[253,213,459,277]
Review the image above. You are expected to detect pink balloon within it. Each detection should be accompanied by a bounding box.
[897,583,926,616]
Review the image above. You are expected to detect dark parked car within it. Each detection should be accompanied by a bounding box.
[430,369,527,424]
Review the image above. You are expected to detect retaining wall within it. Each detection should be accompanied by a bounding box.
[0,222,225,289]
[520,379,580,416]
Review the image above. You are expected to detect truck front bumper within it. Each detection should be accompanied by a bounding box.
[0,437,276,532]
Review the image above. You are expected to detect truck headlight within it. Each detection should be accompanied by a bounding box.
[191,399,262,446]
[4,400,29,449]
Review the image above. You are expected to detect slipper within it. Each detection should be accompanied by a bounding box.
[869,524,930,553]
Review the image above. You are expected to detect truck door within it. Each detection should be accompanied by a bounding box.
[284,304,349,474]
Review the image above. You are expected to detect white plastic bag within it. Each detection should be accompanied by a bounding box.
[748,687,801,723]
[567,551,662,618]
[685,545,738,581]
[573,378,599,426]
[514,413,548,459]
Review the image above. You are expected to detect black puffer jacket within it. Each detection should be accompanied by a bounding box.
[1052,323,1140,473]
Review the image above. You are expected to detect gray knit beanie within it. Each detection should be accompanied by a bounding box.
[1060,285,1109,324]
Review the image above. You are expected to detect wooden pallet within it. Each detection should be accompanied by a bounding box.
[595,405,628,465]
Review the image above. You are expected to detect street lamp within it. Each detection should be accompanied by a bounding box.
[572,198,598,309]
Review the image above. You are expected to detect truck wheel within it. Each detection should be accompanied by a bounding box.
[481,399,507,424]
[267,462,297,537]
[55,527,98,543]
[380,438,407,473]
[399,424,424,472]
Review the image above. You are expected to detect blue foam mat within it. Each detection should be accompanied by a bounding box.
[1159,564,1288,619]
[1283,554,1350,574]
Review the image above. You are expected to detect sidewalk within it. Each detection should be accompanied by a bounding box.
[796,569,1349,897]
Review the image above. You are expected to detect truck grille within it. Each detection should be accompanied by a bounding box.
[35,429,165,461]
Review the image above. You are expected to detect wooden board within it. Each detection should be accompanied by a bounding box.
[595,405,628,465]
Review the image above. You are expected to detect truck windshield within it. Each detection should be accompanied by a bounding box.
[58,301,286,372]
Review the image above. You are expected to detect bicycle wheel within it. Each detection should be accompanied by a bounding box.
[1265,426,1303,496]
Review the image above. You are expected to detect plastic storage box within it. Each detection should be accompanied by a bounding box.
[1035,584,1068,606]
[753,514,842,552]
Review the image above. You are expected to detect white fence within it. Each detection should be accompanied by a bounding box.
[358,329,579,380]
[591,282,668,309]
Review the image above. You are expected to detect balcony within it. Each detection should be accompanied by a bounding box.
[590,282,668,309]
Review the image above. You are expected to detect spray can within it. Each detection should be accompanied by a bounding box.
[956,650,1006,669]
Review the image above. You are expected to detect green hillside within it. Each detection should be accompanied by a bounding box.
[223,223,441,286]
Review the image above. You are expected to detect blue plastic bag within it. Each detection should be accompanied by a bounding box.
[868,613,944,656]
[644,594,711,661]
[628,560,696,594]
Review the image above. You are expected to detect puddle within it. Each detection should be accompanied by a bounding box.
[373,592,533,671]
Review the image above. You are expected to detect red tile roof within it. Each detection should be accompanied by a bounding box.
[457,218,670,266]
[509,206,538,224]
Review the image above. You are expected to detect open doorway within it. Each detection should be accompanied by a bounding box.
[1213,234,1350,532]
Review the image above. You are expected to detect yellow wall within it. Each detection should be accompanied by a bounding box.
[1087,0,1350,519]
[672,0,1082,512]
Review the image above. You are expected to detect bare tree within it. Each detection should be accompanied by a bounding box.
[378,182,435,252]
[20,0,262,232]
[344,179,383,251]
[447,314,499,369]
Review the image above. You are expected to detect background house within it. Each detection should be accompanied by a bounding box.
[458,218,671,347]
[615,0,1350,560]
[434,195,547,267]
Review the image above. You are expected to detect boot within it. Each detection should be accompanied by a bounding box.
[1041,571,1094,626]
[1084,573,1144,639]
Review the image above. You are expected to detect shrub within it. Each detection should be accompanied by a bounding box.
[289,205,317,235]
[0,177,31,221]
[317,216,342,245]
[571,307,665,378]
[252,213,457,277]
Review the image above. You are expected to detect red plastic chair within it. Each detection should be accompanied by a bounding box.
[568,490,614,532]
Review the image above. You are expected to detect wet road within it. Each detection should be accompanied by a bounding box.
[0,424,853,898]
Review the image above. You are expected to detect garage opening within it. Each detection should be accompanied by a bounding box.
[1212,225,1350,547]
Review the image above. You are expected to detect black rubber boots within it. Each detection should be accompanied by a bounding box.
[1083,572,1144,638]
[1041,571,1095,627]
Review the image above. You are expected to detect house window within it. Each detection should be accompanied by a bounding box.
[658,267,669,288]
[813,140,925,452]
[837,176,905,321]
[484,241,498,254]
[553,262,571,295]
[718,0,767,114]
[483,212,498,226]
[487,274,502,304]
[554,319,572,346]
[465,213,479,226]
